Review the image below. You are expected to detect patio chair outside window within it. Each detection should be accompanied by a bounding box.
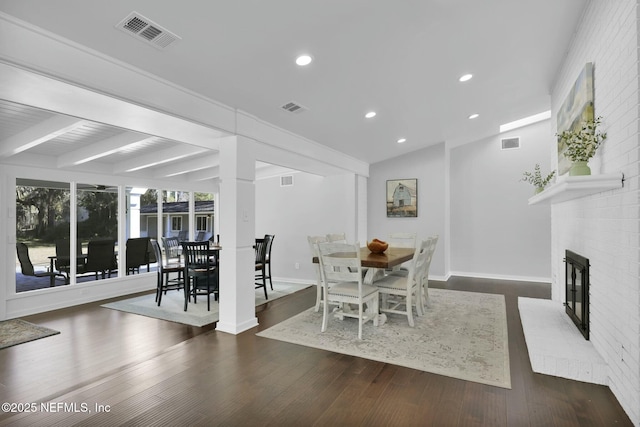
[84,239,117,280]
[126,237,151,275]
[16,242,67,287]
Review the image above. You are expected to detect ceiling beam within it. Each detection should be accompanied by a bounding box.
[112,144,208,173]
[57,132,155,168]
[154,153,220,178]
[0,115,87,158]
[188,166,220,181]
[255,165,299,180]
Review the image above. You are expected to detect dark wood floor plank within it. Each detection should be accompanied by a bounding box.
[456,382,503,427]
[0,279,633,426]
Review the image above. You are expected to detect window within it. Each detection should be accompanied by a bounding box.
[171,216,182,232]
[196,215,208,231]
[77,183,118,282]
[15,180,212,293]
[15,179,70,293]
[77,183,118,241]
[195,192,215,238]
[128,187,157,238]
[163,190,189,238]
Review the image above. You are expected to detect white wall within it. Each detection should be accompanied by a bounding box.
[255,172,360,283]
[368,127,552,283]
[368,143,447,279]
[549,1,639,424]
[450,120,552,281]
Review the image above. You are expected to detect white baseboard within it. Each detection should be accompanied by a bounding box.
[276,273,550,286]
[273,277,316,286]
[448,271,551,284]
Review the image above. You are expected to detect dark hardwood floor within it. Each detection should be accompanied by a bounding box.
[0,277,633,426]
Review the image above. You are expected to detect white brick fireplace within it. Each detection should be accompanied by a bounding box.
[547,1,640,424]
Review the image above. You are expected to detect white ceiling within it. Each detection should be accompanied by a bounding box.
[0,0,585,181]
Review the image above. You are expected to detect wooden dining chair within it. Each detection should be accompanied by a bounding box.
[317,241,379,340]
[181,241,218,311]
[150,239,184,306]
[264,234,275,290]
[161,237,181,263]
[374,239,430,326]
[254,237,270,299]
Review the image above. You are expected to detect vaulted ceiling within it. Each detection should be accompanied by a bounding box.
[0,1,585,183]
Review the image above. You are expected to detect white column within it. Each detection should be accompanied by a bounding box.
[128,192,141,238]
[216,135,258,334]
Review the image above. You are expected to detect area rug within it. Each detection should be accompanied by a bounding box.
[518,297,608,385]
[0,319,60,350]
[101,281,311,327]
[257,288,511,388]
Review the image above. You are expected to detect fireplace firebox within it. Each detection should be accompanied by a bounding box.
[565,250,590,340]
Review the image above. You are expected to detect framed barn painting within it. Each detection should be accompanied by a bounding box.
[557,62,594,176]
[386,179,417,218]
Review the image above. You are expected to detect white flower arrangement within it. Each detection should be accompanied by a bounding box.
[557,116,607,162]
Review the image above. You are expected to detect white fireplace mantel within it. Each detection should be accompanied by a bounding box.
[528,172,624,205]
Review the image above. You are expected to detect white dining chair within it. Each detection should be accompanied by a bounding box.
[418,235,439,311]
[388,232,417,248]
[374,238,430,326]
[307,235,328,312]
[387,232,417,273]
[389,235,439,313]
[326,233,347,243]
[317,241,379,340]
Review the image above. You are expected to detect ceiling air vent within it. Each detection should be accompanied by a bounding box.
[501,137,520,150]
[280,175,294,187]
[281,101,308,114]
[116,12,181,49]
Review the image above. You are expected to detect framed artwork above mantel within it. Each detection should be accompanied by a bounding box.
[386,178,417,218]
[557,62,595,176]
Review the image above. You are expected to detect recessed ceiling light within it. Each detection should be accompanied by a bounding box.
[468,113,479,119]
[295,54,313,66]
[459,73,473,82]
[365,111,377,119]
[397,138,406,143]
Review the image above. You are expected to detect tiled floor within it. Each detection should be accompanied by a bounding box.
[518,297,608,385]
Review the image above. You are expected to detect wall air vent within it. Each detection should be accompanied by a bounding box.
[501,137,520,150]
[116,12,181,49]
[281,101,308,114]
[280,175,294,187]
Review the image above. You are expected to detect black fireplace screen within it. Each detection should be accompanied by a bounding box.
[565,250,590,340]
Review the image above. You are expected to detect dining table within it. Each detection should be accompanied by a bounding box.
[313,246,415,284]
